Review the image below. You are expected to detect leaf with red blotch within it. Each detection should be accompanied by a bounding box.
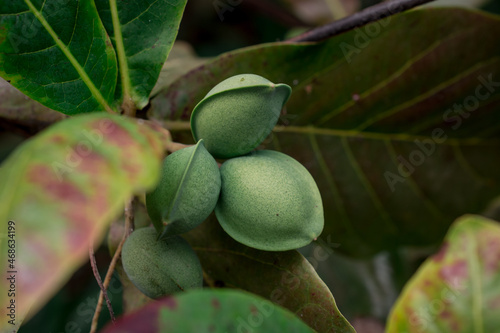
[387,214,500,332]
[0,113,167,331]
[101,289,316,333]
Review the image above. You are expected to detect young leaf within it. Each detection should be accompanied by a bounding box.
[95,0,188,110]
[150,7,500,257]
[386,214,500,332]
[0,113,167,331]
[101,289,317,333]
[0,0,118,114]
[183,216,355,333]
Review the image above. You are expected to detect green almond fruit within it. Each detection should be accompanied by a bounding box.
[215,150,324,251]
[190,74,292,159]
[146,140,221,239]
[121,227,203,299]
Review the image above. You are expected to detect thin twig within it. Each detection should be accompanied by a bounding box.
[288,0,436,42]
[158,124,192,153]
[144,119,191,153]
[123,197,135,235]
[88,243,116,332]
[90,198,135,333]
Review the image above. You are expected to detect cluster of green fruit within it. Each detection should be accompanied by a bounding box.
[122,74,324,299]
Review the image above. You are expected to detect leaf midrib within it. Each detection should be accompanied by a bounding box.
[109,0,132,103]
[24,0,114,113]
[163,121,500,146]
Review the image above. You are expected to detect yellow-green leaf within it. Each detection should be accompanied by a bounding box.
[0,113,167,331]
[387,215,500,332]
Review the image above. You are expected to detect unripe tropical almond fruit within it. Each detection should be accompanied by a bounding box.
[146,140,221,239]
[215,150,324,251]
[121,227,203,299]
[190,74,292,159]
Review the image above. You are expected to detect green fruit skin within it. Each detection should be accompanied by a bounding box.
[146,140,221,238]
[215,150,324,251]
[190,74,291,159]
[121,227,203,299]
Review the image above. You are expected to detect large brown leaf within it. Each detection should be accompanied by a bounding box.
[150,8,500,256]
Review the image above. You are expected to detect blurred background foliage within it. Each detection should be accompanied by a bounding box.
[2,0,498,332]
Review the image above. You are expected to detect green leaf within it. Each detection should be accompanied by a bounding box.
[0,0,118,114]
[101,289,317,333]
[183,216,355,333]
[0,113,167,331]
[386,215,500,332]
[95,0,188,109]
[149,7,500,256]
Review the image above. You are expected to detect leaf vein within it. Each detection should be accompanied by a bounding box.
[384,139,446,220]
[22,0,114,113]
[451,143,491,184]
[120,0,162,27]
[307,132,365,244]
[354,58,500,131]
[341,137,397,233]
[317,30,466,126]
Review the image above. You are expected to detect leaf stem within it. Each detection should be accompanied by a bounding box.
[23,0,115,113]
[90,198,135,333]
[109,0,135,116]
[288,0,436,42]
